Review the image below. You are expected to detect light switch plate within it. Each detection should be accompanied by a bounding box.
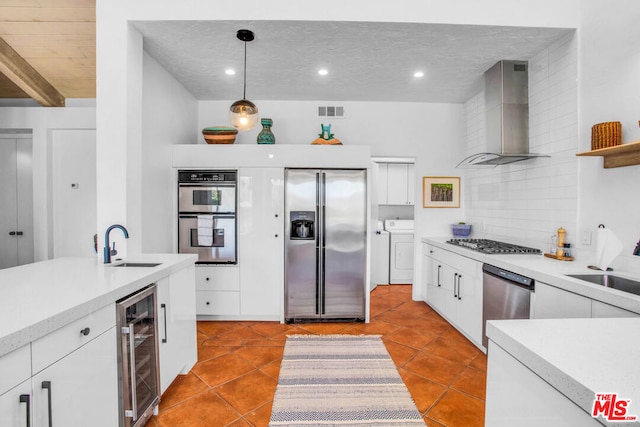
[581,230,592,245]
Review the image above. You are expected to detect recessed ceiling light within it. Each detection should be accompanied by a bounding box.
[413,71,425,78]
[318,69,329,76]
[225,69,236,75]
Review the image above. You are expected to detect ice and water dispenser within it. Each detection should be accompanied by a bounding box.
[290,211,315,240]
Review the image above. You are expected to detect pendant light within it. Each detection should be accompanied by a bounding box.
[229,29,259,131]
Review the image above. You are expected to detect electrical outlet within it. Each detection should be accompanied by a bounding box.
[581,230,592,246]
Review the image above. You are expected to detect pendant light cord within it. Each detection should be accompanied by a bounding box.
[243,40,247,100]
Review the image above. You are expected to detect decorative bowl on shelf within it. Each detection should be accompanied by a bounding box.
[451,224,472,237]
[202,126,238,144]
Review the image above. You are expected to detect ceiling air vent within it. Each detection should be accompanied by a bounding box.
[318,106,344,118]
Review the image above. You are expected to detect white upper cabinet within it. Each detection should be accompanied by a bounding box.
[377,163,415,205]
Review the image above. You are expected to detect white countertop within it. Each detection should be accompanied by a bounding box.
[0,254,197,357]
[487,318,640,426]
[422,237,640,314]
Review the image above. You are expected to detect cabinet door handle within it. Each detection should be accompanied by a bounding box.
[437,265,441,287]
[16,231,24,236]
[205,277,210,281]
[161,303,168,343]
[19,394,31,427]
[454,273,458,298]
[458,275,462,300]
[41,381,52,427]
[9,231,16,236]
[80,327,90,336]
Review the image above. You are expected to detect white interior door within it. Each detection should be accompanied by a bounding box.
[52,130,97,257]
[0,135,33,269]
[0,139,18,269]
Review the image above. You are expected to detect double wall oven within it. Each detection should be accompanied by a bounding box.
[178,170,237,264]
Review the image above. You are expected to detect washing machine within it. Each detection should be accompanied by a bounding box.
[384,220,414,284]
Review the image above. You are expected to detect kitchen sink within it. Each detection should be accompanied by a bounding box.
[566,274,640,296]
[111,262,161,268]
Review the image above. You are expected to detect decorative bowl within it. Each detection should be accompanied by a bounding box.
[451,224,472,237]
[202,126,238,144]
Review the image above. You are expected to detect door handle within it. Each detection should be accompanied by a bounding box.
[124,323,138,421]
[454,273,458,298]
[16,231,24,236]
[41,381,52,427]
[161,303,168,343]
[437,265,441,287]
[19,394,31,427]
[458,275,462,300]
[9,231,16,236]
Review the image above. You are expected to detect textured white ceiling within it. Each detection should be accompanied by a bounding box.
[132,20,572,103]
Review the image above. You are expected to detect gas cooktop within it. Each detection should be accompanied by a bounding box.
[446,238,542,255]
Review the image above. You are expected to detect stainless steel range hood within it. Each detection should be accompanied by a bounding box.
[457,60,549,168]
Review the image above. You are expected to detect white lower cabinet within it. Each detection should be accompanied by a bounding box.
[533,282,591,319]
[0,344,32,427]
[0,378,32,427]
[195,266,240,316]
[486,343,600,427]
[533,282,640,319]
[424,244,483,347]
[0,326,118,427]
[32,327,118,427]
[591,300,640,318]
[157,265,197,394]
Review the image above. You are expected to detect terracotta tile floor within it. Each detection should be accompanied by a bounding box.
[148,285,486,427]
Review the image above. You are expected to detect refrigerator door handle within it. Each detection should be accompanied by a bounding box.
[315,172,321,316]
[320,171,327,315]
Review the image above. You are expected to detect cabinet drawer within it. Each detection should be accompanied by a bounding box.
[431,246,480,276]
[195,266,240,291]
[0,344,30,396]
[32,304,116,374]
[196,291,240,315]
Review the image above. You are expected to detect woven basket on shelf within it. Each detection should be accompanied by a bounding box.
[591,121,621,150]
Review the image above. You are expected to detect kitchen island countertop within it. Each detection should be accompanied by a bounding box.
[487,318,640,426]
[0,254,197,357]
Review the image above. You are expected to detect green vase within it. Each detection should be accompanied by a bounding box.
[257,118,276,144]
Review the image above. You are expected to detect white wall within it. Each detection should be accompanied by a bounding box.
[141,52,198,253]
[198,100,464,300]
[578,0,640,273]
[96,0,579,256]
[463,32,579,253]
[51,130,97,258]
[0,106,96,261]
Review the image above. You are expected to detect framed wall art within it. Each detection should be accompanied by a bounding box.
[422,176,460,208]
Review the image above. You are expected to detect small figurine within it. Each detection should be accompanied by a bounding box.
[311,123,342,145]
[319,123,334,140]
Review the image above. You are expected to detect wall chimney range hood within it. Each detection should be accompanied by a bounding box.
[457,60,549,168]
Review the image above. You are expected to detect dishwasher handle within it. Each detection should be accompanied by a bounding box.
[482,264,534,290]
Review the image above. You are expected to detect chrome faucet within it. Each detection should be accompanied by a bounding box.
[104,224,129,264]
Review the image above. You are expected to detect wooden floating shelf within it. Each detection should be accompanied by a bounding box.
[576,140,640,168]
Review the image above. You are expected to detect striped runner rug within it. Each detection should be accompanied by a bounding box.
[269,335,425,426]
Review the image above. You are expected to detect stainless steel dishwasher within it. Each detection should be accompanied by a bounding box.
[482,264,534,349]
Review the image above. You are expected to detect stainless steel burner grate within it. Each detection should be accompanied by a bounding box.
[446,238,541,254]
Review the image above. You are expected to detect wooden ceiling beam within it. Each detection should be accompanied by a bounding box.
[0,36,65,107]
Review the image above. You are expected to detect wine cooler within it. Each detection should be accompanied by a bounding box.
[117,285,160,427]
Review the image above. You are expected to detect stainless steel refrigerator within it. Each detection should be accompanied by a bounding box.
[285,168,367,322]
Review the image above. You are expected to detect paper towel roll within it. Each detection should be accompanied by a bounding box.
[595,227,623,271]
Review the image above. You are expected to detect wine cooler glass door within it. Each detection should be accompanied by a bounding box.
[118,285,160,427]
